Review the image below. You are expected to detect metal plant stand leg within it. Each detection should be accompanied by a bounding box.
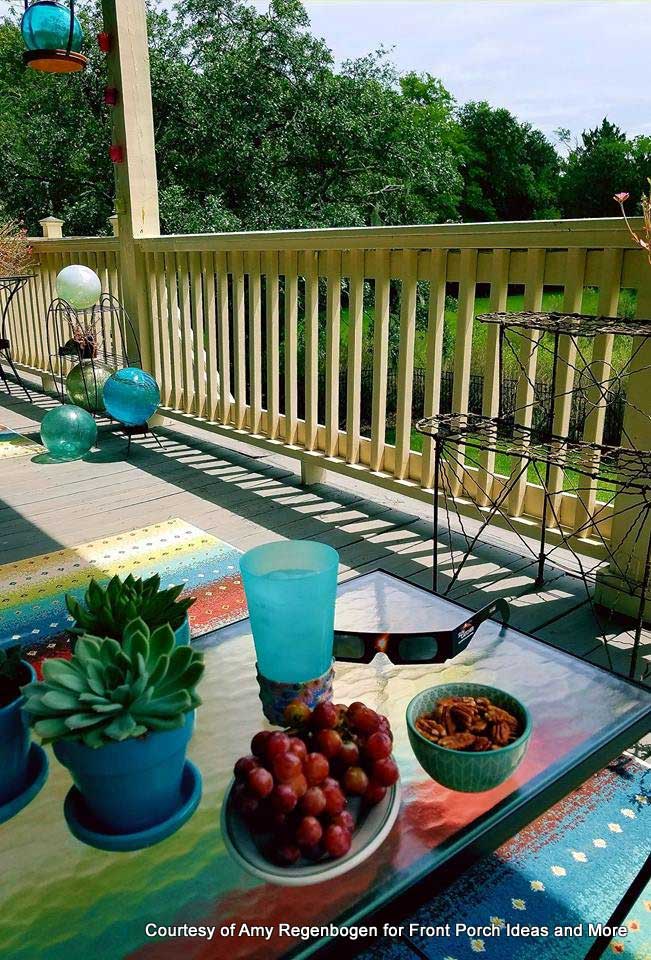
[122,422,164,457]
[432,436,442,593]
[1,347,32,401]
[535,334,561,587]
[0,275,34,402]
[630,515,651,680]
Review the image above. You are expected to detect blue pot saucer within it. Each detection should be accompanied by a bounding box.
[63,760,202,852]
[0,743,49,825]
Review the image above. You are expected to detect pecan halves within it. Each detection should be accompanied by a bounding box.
[415,717,446,742]
[438,732,476,750]
[450,703,479,729]
[417,693,522,751]
[491,721,518,746]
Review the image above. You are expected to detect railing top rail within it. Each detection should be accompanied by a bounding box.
[133,217,644,253]
[28,236,119,253]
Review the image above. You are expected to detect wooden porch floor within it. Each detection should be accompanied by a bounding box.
[1,384,648,754]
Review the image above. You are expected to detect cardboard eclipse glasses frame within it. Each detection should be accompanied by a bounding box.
[333,598,510,665]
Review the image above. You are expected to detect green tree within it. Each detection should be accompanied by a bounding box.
[457,100,561,221]
[0,7,112,235]
[168,0,463,229]
[559,119,651,218]
[0,0,465,234]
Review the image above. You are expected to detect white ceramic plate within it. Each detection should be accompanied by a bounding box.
[221,778,401,887]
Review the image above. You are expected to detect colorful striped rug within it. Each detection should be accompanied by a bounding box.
[0,422,42,459]
[0,518,246,670]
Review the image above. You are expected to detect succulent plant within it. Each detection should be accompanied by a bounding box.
[22,619,204,749]
[0,643,27,707]
[66,573,195,641]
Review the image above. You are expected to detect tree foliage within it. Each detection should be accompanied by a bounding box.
[0,0,646,236]
[559,119,651,218]
[457,101,561,222]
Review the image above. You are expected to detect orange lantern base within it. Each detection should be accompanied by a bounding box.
[23,49,88,73]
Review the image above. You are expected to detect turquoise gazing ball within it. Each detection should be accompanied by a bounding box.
[65,359,115,413]
[40,405,97,461]
[21,1,83,52]
[56,264,101,310]
[103,368,161,426]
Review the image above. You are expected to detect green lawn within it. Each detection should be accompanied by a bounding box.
[431,287,635,377]
[340,287,636,377]
[386,426,615,499]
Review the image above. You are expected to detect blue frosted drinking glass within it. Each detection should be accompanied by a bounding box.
[240,541,339,683]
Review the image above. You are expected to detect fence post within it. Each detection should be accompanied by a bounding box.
[108,214,119,237]
[36,217,64,391]
[39,217,63,239]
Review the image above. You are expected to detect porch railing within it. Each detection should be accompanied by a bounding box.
[8,217,650,559]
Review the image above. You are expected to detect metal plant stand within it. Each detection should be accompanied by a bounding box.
[417,311,651,685]
[45,292,141,405]
[45,293,163,454]
[0,275,33,401]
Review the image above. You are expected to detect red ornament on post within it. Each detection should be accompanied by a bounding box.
[103,86,119,106]
[97,31,111,53]
[109,144,124,164]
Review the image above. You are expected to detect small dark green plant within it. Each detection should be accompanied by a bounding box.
[22,619,204,749]
[0,644,27,708]
[66,573,195,641]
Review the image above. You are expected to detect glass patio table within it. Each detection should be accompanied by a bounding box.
[1,571,649,960]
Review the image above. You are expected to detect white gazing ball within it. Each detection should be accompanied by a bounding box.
[56,265,102,310]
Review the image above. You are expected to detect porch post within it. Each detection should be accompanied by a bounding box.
[594,265,651,625]
[100,0,159,373]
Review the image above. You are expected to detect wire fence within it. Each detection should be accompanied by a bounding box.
[294,368,626,447]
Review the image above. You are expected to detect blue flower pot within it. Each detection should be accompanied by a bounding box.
[53,712,194,834]
[174,615,190,646]
[0,661,36,806]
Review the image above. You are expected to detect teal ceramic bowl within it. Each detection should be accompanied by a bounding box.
[406,683,532,793]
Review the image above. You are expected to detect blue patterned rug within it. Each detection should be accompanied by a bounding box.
[360,755,650,960]
[618,879,651,958]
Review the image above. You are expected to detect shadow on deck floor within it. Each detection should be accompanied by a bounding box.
[0,381,648,705]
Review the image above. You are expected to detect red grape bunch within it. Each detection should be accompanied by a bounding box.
[231,699,399,867]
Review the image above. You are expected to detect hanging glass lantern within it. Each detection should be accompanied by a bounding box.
[21,0,87,73]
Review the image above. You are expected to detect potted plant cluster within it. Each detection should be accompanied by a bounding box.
[0,643,42,812]
[22,618,204,836]
[66,573,195,646]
